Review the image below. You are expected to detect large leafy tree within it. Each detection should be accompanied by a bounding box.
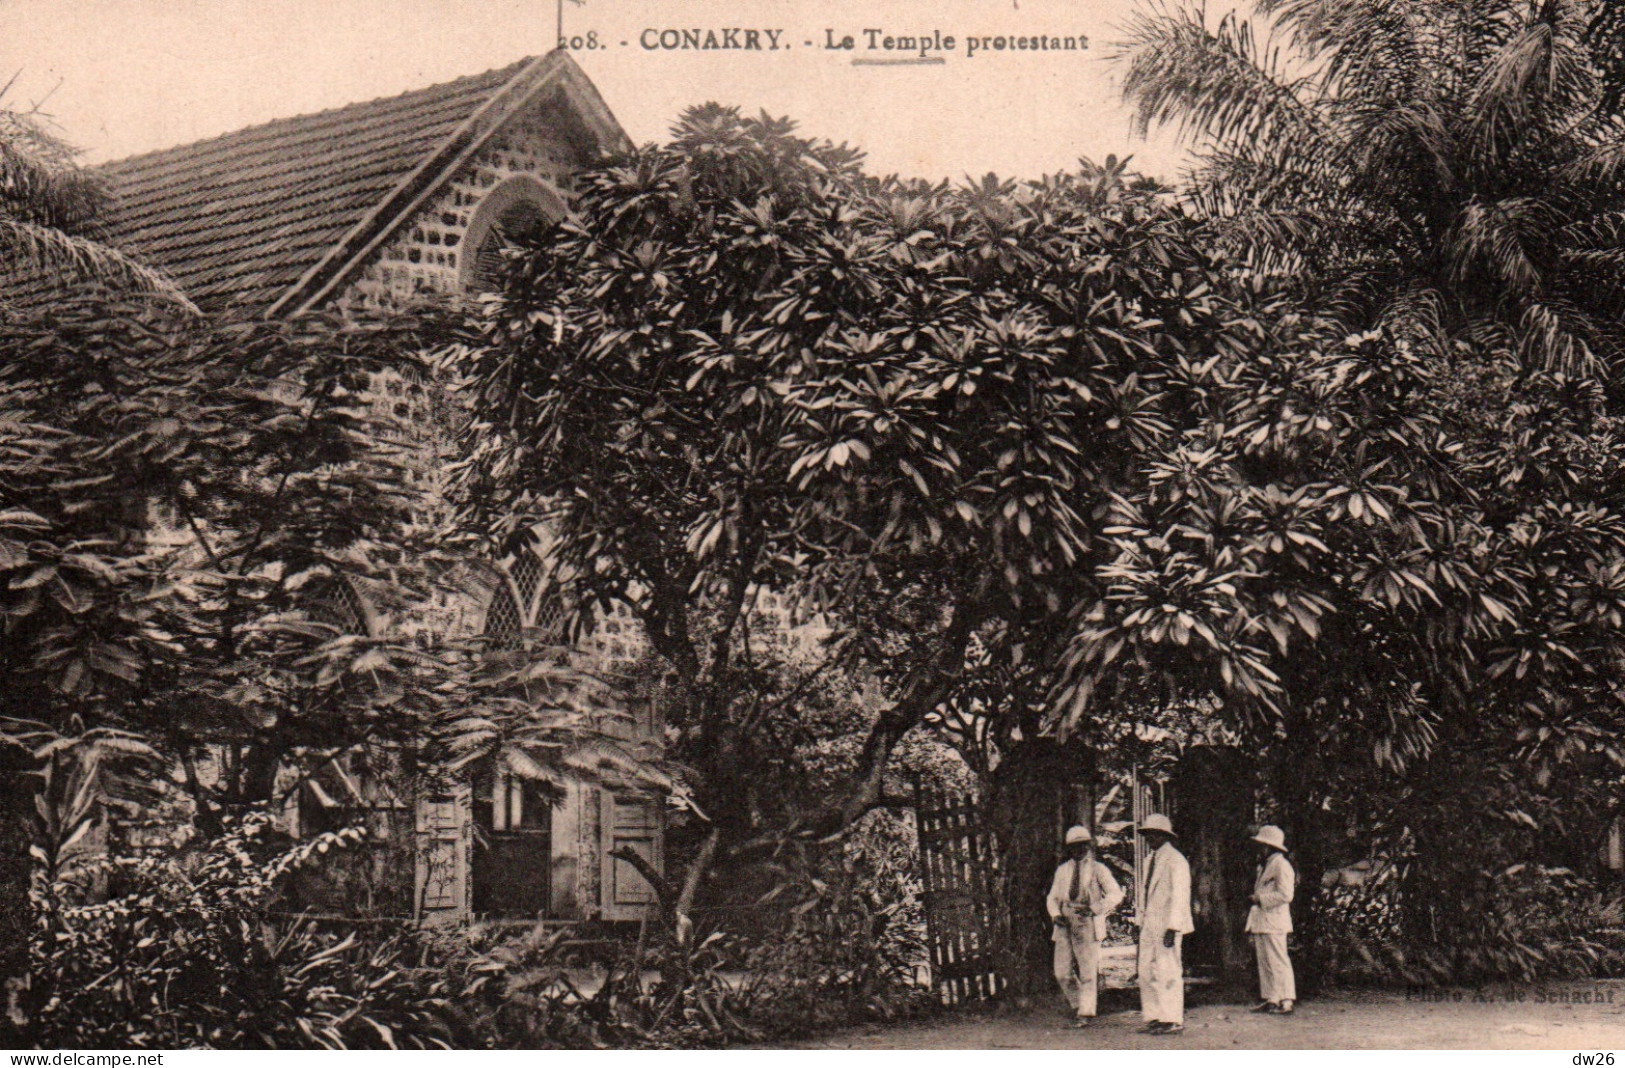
[454,107,1260,990]
[0,295,623,914]
[1059,312,1625,981]
[1117,0,1625,382]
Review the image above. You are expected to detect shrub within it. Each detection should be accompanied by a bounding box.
[727,815,935,1040]
[1321,860,1625,986]
[428,818,935,1048]
[19,807,937,1049]
[23,813,468,1049]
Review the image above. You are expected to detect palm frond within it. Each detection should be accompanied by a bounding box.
[1254,0,1431,105]
[1189,145,1403,278]
[1517,298,1608,378]
[1375,282,1450,357]
[1309,258,1409,327]
[1463,11,1596,178]
[1115,3,1330,155]
[1446,195,1557,301]
[1341,98,1457,195]
[1456,315,1519,356]
[2,217,199,313]
[0,109,105,229]
[1553,137,1625,189]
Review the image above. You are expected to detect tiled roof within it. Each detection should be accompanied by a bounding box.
[91,57,536,314]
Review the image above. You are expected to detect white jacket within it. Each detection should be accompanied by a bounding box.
[1245,850,1295,934]
[1139,841,1194,936]
[1046,857,1124,942]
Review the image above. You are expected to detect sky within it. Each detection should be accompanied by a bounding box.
[0,0,1194,183]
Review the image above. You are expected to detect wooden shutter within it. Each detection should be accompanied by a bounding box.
[598,791,663,921]
[415,786,470,924]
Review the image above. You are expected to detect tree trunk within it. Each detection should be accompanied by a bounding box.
[985,735,1085,1004]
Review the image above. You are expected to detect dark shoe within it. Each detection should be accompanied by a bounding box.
[1160,1023,1185,1035]
[1070,1016,1093,1029]
[1268,1000,1295,1015]
[1249,1001,1276,1013]
[1138,1021,1169,1034]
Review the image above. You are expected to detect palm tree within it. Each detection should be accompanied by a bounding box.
[1116,0,1625,380]
[2,97,194,311]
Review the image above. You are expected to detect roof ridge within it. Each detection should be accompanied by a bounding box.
[271,52,570,315]
[45,51,627,317]
[95,55,539,172]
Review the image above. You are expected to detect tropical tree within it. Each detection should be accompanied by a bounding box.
[0,298,441,795]
[453,106,1272,991]
[1103,0,1625,985]
[1116,0,1625,381]
[1,100,193,311]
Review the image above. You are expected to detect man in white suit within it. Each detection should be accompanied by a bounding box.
[1246,824,1297,1014]
[1046,825,1125,1027]
[1135,813,1193,1035]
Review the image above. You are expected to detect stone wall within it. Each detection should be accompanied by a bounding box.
[328,100,665,922]
[338,105,583,310]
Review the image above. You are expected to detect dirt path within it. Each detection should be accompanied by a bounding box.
[796,980,1625,1050]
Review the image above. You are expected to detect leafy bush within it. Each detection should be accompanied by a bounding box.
[444,910,929,1048]
[19,809,934,1050]
[23,813,470,1049]
[420,817,934,1048]
[1321,859,1625,987]
[737,861,934,1037]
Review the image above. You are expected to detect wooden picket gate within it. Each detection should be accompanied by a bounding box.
[913,783,1006,1004]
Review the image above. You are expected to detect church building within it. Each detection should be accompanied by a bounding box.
[88,51,664,926]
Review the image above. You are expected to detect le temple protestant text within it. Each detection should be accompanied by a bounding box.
[625,27,1089,59]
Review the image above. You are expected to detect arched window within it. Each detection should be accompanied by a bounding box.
[481,547,568,649]
[483,583,525,651]
[470,200,548,292]
[460,176,568,295]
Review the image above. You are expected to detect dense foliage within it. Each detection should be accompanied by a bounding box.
[1119,0,1625,383]
[20,807,930,1049]
[1104,0,1625,983]
[451,106,1280,989]
[25,814,462,1048]
[1,298,463,821]
[11,7,1625,1040]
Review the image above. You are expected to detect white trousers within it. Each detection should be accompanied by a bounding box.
[1252,932,1296,1003]
[1053,921,1100,1017]
[1138,931,1184,1024]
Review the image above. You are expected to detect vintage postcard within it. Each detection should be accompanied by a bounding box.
[3,0,1625,1055]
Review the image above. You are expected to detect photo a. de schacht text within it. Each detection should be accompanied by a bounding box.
[635,27,1089,60]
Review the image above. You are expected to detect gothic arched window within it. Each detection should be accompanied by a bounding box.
[460,176,568,295]
[308,574,372,637]
[482,547,568,649]
[470,201,549,292]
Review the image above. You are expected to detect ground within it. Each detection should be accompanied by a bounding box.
[794,951,1625,1050]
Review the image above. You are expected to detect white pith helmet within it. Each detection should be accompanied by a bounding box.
[1251,824,1288,851]
[1137,813,1176,838]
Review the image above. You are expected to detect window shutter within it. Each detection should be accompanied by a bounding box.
[415,787,470,923]
[598,791,663,920]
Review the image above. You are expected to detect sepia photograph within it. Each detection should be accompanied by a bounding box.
[3,0,1625,1054]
